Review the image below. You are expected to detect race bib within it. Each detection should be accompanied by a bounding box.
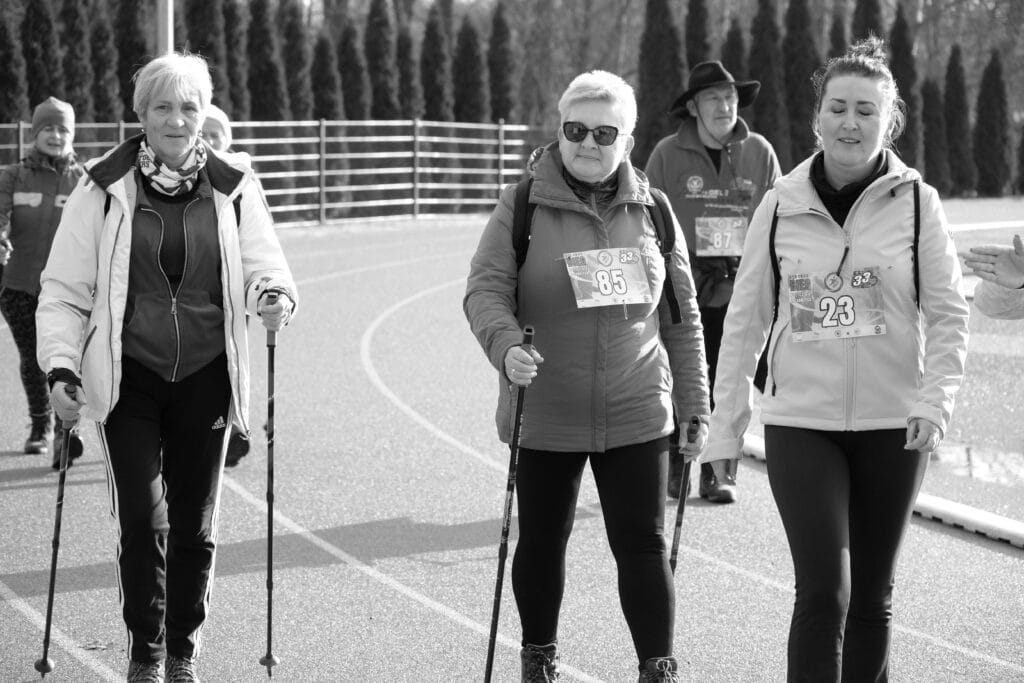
[788,267,886,342]
[563,247,653,309]
[695,216,746,256]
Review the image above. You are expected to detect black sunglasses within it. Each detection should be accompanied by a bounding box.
[562,121,619,146]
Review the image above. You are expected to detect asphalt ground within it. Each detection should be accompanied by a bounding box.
[0,206,1022,682]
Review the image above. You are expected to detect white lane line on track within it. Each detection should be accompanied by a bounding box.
[0,579,121,681]
[359,277,1024,674]
[220,477,603,683]
[949,220,1024,233]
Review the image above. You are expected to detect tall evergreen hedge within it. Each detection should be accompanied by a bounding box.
[60,0,94,122]
[397,21,424,120]
[115,0,149,120]
[364,0,401,119]
[339,23,371,120]
[920,78,951,196]
[488,0,516,123]
[944,45,975,196]
[633,0,684,168]
[685,0,710,70]
[311,30,345,120]
[247,0,290,120]
[782,0,820,164]
[222,0,250,120]
[421,2,454,122]
[185,0,231,113]
[973,50,1010,197]
[720,16,747,81]
[0,10,30,124]
[1016,127,1024,195]
[279,0,314,120]
[90,0,122,124]
[453,15,490,123]
[889,3,919,169]
[22,0,65,107]
[851,0,884,42]
[748,0,792,170]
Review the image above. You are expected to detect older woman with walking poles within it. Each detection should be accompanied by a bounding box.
[36,52,297,682]
[465,69,709,682]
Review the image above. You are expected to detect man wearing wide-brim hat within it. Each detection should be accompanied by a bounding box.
[646,61,781,505]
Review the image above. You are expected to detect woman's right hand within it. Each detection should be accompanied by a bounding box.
[505,344,544,386]
[50,381,85,425]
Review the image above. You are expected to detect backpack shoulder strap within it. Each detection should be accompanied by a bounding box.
[912,179,920,309]
[233,193,242,226]
[512,176,535,270]
[648,189,681,324]
[767,203,781,395]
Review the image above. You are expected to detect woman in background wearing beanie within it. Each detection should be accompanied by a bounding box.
[0,97,84,462]
[36,53,296,682]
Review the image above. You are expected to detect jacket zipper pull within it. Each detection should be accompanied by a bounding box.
[170,297,177,315]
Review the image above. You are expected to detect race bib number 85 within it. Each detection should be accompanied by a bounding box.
[563,247,653,308]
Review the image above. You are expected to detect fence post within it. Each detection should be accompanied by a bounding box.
[412,119,420,219]
[496,118,506,198]
[118,120,126,143]
[17,122,26,160]
[319,119,327,225]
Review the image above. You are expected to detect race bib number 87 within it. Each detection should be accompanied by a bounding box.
[563,247,653,308]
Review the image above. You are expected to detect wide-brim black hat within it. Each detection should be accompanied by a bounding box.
[668,61,760,118]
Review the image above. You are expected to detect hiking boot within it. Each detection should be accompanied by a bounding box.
[521,642,559,682]
[165,655,199,682]
[126,659,164,683]
[24,414,53,455]
[224,429,250,468]
[699,459,737,504]
[638,656,680,682]
[51,427,84,470]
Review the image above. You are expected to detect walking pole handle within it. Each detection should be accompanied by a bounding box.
[521,325,535,350]
[264,291,279,347]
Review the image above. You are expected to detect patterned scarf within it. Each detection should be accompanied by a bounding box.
[137,139,207,197]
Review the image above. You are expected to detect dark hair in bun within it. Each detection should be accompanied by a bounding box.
[811,35,906,150]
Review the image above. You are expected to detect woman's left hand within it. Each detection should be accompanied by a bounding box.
[258,291,294,331]
[679,418,709,460]
[905,417,941,452]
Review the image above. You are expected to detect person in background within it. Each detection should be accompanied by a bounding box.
[202,103,252,467]
[465,70,709,683]
[706,38,969,679]
[964,234,1024,319]
[646,61,781,504]
[36,52,297,683]
[0,97,85,464]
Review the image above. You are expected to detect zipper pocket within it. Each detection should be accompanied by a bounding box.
[768,320,790,396]
[81,325,98,358]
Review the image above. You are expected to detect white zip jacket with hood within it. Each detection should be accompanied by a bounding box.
[704,151,969,463]
[35,136,297,433]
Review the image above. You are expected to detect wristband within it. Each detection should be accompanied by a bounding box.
[46,368,82,391]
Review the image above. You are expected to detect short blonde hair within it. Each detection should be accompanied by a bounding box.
[203,104,233,148]
[132,52,213,119]
[557,70,637,136]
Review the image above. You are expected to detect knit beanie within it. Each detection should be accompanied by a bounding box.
[31,97,75,137]
[203,104,232,149]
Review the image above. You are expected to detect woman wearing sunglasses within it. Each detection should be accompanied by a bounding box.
[465,70,709,683]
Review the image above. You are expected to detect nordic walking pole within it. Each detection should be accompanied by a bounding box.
[484,325,535,683]
[260,292,281,678]
[35,386,77,679]
[669,417,702,574]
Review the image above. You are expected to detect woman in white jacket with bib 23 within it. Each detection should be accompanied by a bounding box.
[705,38,968,681]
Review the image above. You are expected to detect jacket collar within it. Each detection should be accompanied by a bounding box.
[774,149,920,214]
[86,133,246,197]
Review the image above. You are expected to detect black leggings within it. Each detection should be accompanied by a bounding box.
[764,426,928,682]
[511,437,672,663]
[0,288,50,419]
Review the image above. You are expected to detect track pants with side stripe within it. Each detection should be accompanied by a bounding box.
[99,354,231,663]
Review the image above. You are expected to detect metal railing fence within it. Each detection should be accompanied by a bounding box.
[0,119,548,228]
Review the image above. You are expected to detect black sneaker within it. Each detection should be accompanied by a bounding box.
[224,430,250,468]
[25,417,52,455]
